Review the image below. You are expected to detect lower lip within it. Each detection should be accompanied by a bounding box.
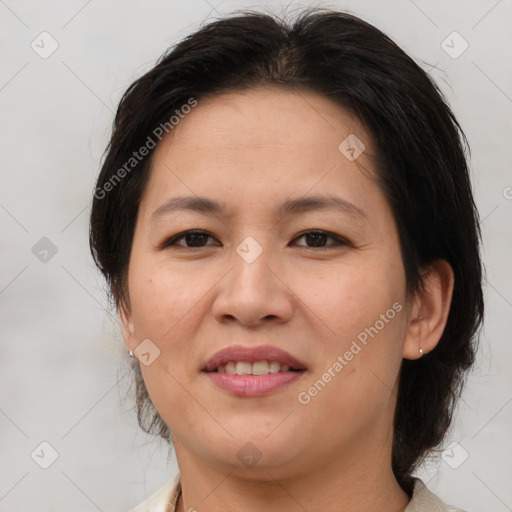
[203,370,305,397]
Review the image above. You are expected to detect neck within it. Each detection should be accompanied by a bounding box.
[173,437,410,512]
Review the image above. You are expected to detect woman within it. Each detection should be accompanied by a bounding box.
[89,8,483,512]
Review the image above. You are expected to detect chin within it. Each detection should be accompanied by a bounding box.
[209,432,303,474]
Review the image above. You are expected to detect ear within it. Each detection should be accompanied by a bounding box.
[118,300,137,352]
[402,259,454,360]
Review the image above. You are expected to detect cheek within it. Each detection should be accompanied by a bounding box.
[131,265,206,418]
[128,260,203,339]
[301,262,406,398]
[295,262,404,341]
[296,268,405,430]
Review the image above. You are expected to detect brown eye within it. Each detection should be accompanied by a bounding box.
[161,229,349,251]
[293,230,349,249]
[162,230,217,249]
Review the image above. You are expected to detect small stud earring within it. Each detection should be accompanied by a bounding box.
[128,349,135,358]
[419,347,424,357]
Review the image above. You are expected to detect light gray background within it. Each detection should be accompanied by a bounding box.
[0,0,511,510]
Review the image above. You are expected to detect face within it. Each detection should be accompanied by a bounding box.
[120,87,415,478]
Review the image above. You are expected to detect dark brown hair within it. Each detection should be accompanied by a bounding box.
[89,8,484,494]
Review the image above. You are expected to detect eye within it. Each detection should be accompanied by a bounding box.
[161,230,218,249]
[293,230,350,250]
[160,229,349,250]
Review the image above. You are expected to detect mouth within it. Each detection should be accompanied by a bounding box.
[202,344,307,374]
[205,360,305,375]
[201,345,307,396]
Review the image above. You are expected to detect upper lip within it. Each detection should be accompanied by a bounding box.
[202,344,307,372]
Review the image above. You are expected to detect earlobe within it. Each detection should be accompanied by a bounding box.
[118,302,136,351]
[402,260,455,360]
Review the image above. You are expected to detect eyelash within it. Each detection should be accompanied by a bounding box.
[160,229,350,251]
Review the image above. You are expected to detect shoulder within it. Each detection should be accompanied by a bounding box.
[127,473,470,512]
[406,478,469,512]
[128,472,181,512]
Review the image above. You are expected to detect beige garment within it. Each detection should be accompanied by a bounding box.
[129,472,468,512]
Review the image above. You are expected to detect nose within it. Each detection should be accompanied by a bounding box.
[211,244,294,327]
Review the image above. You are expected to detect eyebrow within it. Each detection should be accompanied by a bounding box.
[150,194,367,223]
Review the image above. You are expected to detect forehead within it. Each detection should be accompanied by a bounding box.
[139,86,380,221]
[159,86,370,152]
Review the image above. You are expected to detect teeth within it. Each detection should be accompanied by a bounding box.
[251,361,269,375]
[269,361,280,373]
[235,361,252,375]
[217,360,296,375]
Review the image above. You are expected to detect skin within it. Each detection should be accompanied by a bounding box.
[119,86,454,512]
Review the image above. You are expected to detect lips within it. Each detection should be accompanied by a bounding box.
[202,344,307,373]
